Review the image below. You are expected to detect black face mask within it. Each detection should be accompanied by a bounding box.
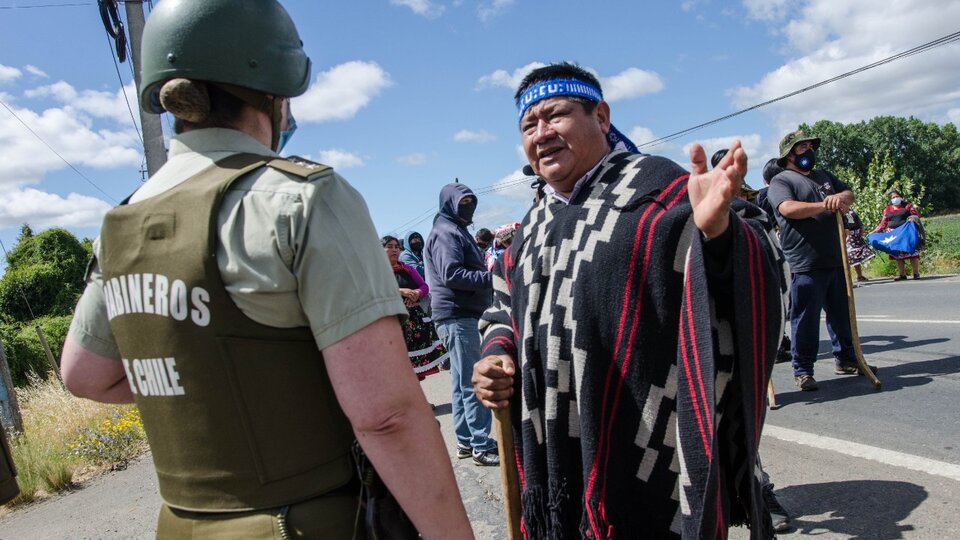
[408,240,423,252]
[794,149,816,172]
[458,200,477,224]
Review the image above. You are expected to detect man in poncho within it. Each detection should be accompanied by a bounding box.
[472,62,782,539]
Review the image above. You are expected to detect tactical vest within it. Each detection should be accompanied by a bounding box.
[99,153,356,512]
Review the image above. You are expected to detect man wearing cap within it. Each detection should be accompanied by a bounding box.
[766,131,862,392]
[472,62,782,538]
[58,1,472,537]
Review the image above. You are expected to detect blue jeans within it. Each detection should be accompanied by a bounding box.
[435,317,494,452]
[789,268,856,377]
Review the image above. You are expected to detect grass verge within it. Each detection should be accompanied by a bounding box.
[3,373,147,509]
[862,213,960,277]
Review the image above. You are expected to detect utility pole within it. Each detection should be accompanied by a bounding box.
[124,0,167,177]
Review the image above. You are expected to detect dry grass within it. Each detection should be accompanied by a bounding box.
[2,373,147,509]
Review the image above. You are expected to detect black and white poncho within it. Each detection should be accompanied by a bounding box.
[480,151,782,539]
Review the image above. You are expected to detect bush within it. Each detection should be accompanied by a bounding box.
[0,316,72,387]
[69,408,145,466]
[0,226,89,323]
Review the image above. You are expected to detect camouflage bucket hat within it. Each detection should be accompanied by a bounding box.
[777,130,821,165]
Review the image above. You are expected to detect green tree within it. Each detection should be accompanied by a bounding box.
[800,116,960,213]
[836,152,925,231]
[0,226,90,322]
[0,226,91,385]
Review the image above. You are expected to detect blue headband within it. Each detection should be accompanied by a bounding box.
[516,78,639,154]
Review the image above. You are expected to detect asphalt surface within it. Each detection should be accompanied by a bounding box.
[0,275,957,539]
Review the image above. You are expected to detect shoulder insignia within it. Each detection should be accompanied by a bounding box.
[268,155,332,179]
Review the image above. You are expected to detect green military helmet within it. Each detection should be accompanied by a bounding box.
[139,0,311,114]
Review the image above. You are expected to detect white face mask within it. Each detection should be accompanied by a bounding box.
[891,197,903,206]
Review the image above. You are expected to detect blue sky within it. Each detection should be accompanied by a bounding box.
[1,0,959,269]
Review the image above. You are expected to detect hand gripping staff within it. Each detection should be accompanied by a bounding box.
[491,358,523,539]
[835,212,882,390]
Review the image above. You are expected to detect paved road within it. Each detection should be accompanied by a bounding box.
[1,275,958,539]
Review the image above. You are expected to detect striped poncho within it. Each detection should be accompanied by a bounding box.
[480,151,781,539]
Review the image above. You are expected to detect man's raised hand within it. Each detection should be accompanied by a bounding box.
[688,140,747,239]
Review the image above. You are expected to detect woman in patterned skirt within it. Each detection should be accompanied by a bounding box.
[844,210,875,282]
[381,236,449,378]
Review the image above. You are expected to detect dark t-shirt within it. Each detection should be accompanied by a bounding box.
[767,168,851,273]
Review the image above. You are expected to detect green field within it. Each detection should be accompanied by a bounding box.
[924,213,960,259]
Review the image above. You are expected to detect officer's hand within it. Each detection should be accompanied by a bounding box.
[688,140,745,239]
[472,355,515,409]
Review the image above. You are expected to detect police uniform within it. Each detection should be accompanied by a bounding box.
[69,127,406,537]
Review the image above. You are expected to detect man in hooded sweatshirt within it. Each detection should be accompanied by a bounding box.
[424,183,498,466]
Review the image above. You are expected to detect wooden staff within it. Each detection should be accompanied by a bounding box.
[766,379,779,410]
[491,358,522,539]
[835,212,882,390]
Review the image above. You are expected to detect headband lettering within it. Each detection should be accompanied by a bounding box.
[516,77,640,154]
[517,78,603,121]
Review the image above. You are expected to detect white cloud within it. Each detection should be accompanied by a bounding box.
[476,62,546,90]
[0,188,111,229]
[948,108,960,125]
[486,168,535,204]
[743,0,789,21]
[0,100,142,190]
[317,149,364,169]
[453,129,496,143]
[24,65,48,78]
[0,65,22,85]
[296,61,393,123]
[478,64,664,104]
[680,134,765,165]
[478,0,514,21]
[25,80,139,125]
[390,0,444,19]
[734,1,960,133]
[514,144,527,163]
[397,153,429,166]
[627,126,681,155]
[601,68,664,103]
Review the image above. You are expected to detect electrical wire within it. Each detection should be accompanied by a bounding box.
[387,29,960,232]
[0,2,91,8]
[0,97,118,204]
[635,29,960,149]
[105,34,144,148]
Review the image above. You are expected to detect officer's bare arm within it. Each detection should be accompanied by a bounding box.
[61,334,134,404]
[324,316,474,540]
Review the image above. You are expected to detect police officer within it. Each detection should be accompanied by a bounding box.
[60,1,472,538]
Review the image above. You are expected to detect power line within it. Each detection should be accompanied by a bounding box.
[0,2,91,8]
[636,29,960,149]
[105,34,144,148]
[387,29,960,231]
[0,97,118,204]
